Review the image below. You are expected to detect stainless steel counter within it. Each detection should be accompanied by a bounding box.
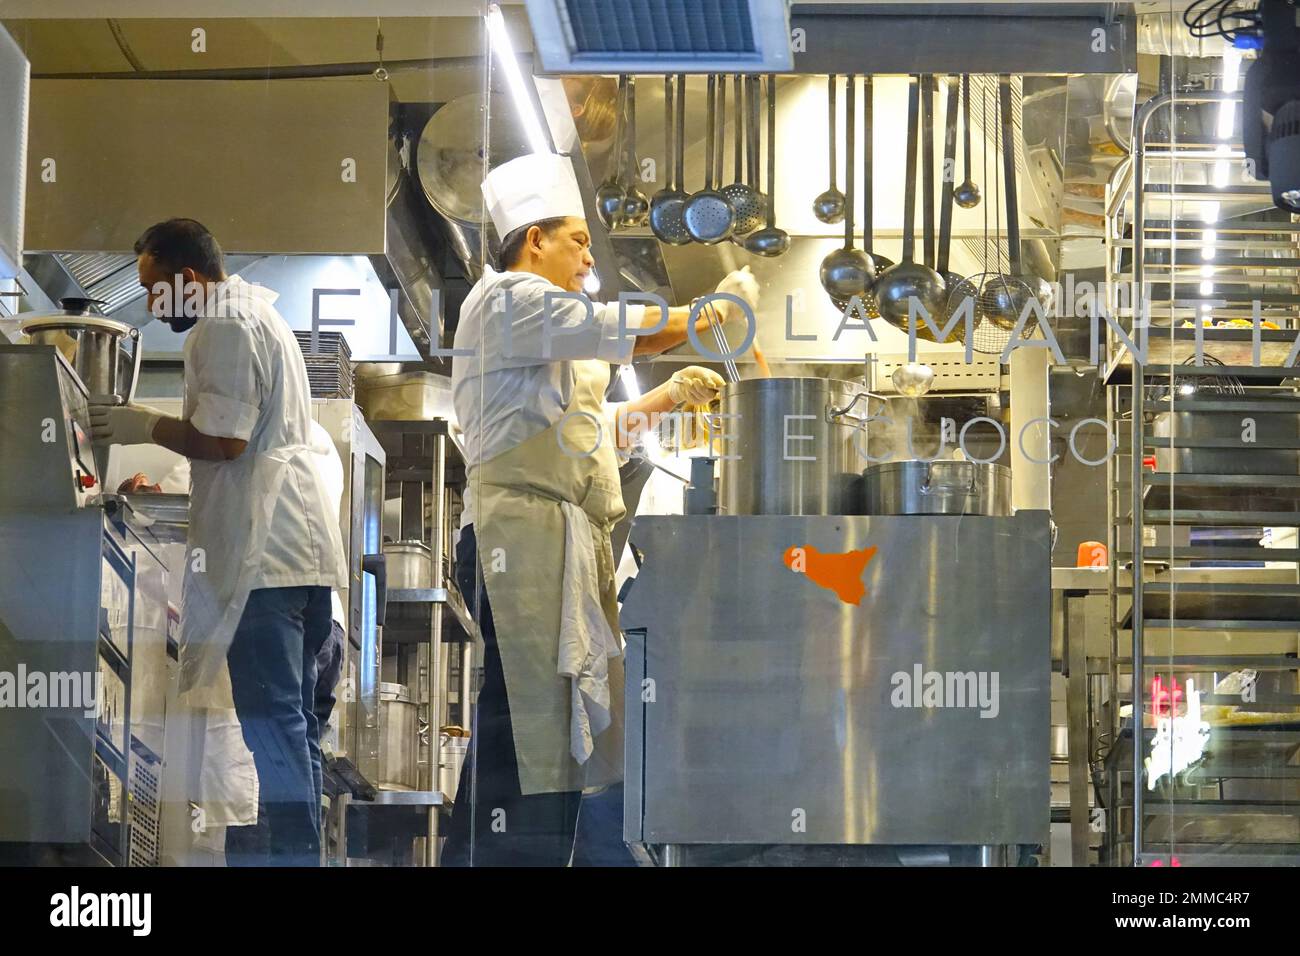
[620,511,1051,851]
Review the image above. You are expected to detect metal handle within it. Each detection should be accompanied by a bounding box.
[363,552,388,627]
[844,74,856,248]
[827,73,837,187]
[701,300,738,384]
[125,326,143,404]
[826,390,884,427]
[901,75,920,262]
[733,74,744,182]
[999,75,1022,275]
[703,74,716,189]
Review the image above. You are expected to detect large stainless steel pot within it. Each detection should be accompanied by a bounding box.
[378,682,418,791]
[862,459,1012,516]
[718,377,879,515]
[20,300,143,403]
[384,540,433,590]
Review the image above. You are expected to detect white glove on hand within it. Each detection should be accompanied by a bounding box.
[713,265,760,321]
[668,366,727,406]
[89,401,163,446]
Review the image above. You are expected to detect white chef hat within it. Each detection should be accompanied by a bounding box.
[481,152,586,238]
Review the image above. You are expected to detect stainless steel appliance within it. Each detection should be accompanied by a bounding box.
[718,377,880,516]
[20,302,143,404]
[313,402,388,792]
[0,344,170,866]
[620,511,1051,861]
[863,460,1013,516]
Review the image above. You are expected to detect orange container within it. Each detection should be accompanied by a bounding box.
[1077,541,1108,568]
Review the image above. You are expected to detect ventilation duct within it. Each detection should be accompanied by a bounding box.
[525,0,794,73]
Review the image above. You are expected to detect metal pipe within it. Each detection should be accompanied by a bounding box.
[426,432,447,867]
[1128,89,1241,867]
[32,53,524,82]
[460,643,474,728]
[977,844,1008,867]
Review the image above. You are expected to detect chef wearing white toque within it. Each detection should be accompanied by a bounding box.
[444,152,758,866]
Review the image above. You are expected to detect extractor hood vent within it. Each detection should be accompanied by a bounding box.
[526,0,793,73]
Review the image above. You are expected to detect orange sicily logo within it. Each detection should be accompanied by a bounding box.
[783,544,879,606]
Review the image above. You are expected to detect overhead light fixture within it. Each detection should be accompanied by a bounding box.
[1218,46,1243,140]
[486,3,551,155]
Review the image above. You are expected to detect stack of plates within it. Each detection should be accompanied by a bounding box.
[294,331,354,398]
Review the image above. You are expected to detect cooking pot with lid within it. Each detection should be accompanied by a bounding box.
[19,298,143,404]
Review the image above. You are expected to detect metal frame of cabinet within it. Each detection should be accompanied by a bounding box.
[353,416,473,867]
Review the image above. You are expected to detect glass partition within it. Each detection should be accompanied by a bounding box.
[0,1,1295,878]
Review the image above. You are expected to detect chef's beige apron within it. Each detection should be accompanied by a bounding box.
[470,359,626,796]
[178,443,344,706]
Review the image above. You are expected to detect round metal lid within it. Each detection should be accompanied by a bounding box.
[415,92,531,225]
[20,313,137,338]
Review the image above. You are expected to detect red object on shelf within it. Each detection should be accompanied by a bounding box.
[1151,675,1184,717]
[1142,455,1157,471]
[77,474,97,489]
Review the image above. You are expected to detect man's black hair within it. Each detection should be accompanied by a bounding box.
[496,217,569,270]
[134,218,227,279]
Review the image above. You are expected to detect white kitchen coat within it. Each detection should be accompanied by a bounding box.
[168,395,349,847]
[452,265,642,529]
[177,276,346,701]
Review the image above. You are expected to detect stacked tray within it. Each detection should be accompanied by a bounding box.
[293,330,354,398]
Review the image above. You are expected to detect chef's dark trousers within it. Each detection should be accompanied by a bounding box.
[441,525,582,867]
[226,585,332,867]
[227,617,344,866]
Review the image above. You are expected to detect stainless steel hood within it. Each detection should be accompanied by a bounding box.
[21,76,449,363]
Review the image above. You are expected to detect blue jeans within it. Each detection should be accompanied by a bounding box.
[226,618,344,866]
[227,585,332,867]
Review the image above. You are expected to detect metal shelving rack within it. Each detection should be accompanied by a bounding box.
[1102,90,1300,866]
[365,417,474,866]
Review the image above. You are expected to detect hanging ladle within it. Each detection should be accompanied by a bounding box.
[977,75,1053,331]
[874,75,946,330]
[596,75,628,229]
[683,74,736,245]
[862,75,892,318]
[744,74,790,257]
[813,74,846,224]
[723,74,764,237]
[820,75,875,309]
[619,76,650,227]
[928,75,966,341]
[954,74,982,209]
[649,74,691,246]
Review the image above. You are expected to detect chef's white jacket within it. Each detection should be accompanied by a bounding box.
[451,266,643,527]
[182,276,343,593]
